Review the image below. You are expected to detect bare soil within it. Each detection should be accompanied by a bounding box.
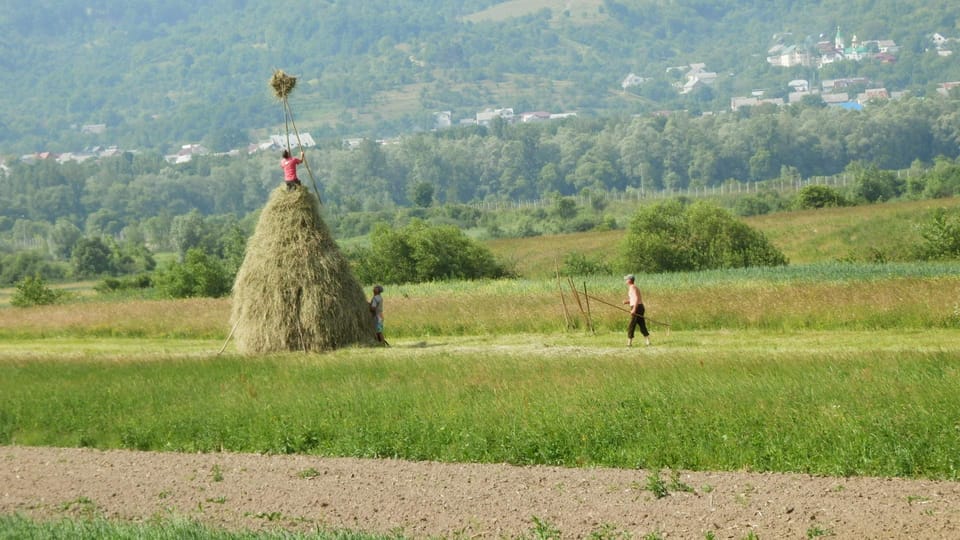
[3,446,960,538]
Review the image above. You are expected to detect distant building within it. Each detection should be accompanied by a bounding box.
[269,132,315,149]
[433,111,452,129]
[621,73,647,90]
[165,143,209,164]
[520,111,551,123]
[937,81,960,96]
[476,107,514,126]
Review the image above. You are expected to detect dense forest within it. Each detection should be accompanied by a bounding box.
[1,0,959,155]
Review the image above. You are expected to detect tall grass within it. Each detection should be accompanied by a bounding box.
[1,262,957,340]
[2,334,959,479]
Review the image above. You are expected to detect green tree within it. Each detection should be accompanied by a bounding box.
[620,200,787,273]
[359,219,507,284]
[71,237,114,277]
[46,218,83,260]
[410,181,435,208]
[155,248,231,298]
[851,164,905,203]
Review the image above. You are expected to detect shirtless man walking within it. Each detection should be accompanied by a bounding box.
[623,274,651,347]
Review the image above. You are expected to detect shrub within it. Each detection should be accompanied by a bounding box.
[851,164,905,203]
[357,219,509,284]
[914,208,960,260]
[94,273,153,294]
[562,252,612,276]
[155,248,230,298]
[620,199,787,273]
[0,251,66,286]
[794,185,849,209]
[10,274,66,307]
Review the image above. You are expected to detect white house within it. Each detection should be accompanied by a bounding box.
[476,107,514,126]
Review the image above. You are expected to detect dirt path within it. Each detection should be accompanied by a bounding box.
[2,446,959,538]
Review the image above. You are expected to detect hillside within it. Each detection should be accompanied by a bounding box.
[2,0,959,155]
[486,196,960,277]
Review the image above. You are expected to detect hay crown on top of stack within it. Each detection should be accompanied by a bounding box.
[229,185,375,353]
[270,69,297,100]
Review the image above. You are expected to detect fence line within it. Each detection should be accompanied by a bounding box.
[465,168,901,212]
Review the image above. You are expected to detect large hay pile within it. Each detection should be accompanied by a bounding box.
[230,186,374,353]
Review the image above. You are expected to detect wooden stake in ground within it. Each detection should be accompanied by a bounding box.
[555,258,572,329]
[582,281,595,334]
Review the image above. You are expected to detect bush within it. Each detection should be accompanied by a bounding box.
[562,252,612,276]
[914,208,960,260]
[794,185,849,209]
[94,273,153,294]
[851,164,905,203]
[620,199,787,273]
[354,219,509,284]
[0,251,66,286]
[10,274,66,307]
[155,248,231,298]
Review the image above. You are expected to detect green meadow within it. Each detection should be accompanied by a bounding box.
[2,200,960,537]
[2,260,960,478]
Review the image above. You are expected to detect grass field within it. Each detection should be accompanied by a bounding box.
[2,260,959,478]
[487,197,960,277]
[2,199,960,538]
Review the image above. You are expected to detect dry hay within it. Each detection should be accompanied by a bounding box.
[270,69,297,100]
[230,186,374,353]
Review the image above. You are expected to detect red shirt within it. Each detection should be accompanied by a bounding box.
[280,157,302,181]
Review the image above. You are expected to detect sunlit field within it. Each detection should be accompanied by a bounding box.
[2,260,959,480]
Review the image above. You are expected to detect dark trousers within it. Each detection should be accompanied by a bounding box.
[628,304,649,338]
[285,179,301,191]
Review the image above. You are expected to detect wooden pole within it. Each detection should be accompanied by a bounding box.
[581,292,671,328]
[583,281,595,334]
[283,98,322,200]
[217,319,240,356]
[554,258,572,329]
[567,276,584,314]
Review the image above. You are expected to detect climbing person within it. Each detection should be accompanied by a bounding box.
[622,274,651,347]
[369,284,386,345]
[280,148,305,191]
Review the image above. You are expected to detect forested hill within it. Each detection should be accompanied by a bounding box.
[2,0,959,155]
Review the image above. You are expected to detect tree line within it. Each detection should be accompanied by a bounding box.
[4,97,960,291]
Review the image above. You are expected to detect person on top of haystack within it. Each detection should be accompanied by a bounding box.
[623,274,651,347]
[369,284,386,345]
[280,148,305,191]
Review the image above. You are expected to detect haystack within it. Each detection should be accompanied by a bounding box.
[230,186,374,353]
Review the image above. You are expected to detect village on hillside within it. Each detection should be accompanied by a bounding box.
[624,28,959,112]
[9,30,959,169]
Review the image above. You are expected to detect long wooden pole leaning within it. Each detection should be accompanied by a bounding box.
[582,281,595,334]
[582,292,671,329]
[554,258,572,329]
[217,319,241,356]
[283,98,322,199]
